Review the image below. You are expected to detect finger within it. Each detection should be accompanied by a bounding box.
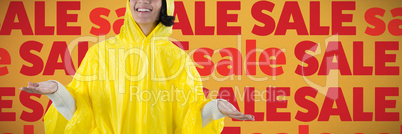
[27,85,36,89]
[20,87,34,93]
[239,115,254,120]
[23,87,41,94]
[244,114,255,121]
[28,82,39,87]
[20,87,29,91]
[230,115,249,120]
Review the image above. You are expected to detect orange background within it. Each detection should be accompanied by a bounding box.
[0,0,401,133]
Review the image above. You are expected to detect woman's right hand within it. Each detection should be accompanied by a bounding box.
[19,81,58,95]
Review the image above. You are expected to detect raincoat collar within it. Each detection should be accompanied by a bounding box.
[118,0,174,44]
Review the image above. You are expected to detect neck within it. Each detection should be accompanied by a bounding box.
[138,22,158,36]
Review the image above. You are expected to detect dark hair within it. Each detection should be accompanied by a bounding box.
[159,0,175,27]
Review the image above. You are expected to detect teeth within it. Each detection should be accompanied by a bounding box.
[137,9,151,12]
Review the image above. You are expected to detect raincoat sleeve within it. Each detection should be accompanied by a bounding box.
[201,99,226,127]
[169,50,225,134]
[44,45,100,134]
[46,80,76,120]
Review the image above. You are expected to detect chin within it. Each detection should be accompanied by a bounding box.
[135,20,155,25]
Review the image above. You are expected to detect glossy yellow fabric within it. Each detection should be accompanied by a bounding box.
[44,0,224,133]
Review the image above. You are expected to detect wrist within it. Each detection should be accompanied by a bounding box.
[216,99,228,117]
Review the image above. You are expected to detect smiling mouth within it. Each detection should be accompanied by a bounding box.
[136,8,152,12]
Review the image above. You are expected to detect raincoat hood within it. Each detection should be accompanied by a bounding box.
[118,0,174,43]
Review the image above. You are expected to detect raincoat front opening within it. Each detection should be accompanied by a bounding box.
[44,0,224,133]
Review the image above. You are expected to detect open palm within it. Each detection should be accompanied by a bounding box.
[19,81,58,95]
[217,100,255,121]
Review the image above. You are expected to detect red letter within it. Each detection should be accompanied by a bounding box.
[194,48,214,76]
[0,48,11,76]
[295,41,319,76]
[217,48,242,76]
[295,87,319,122]
[275,1,308,35]
[78,41,89,67]
[375,87,399,121]
[20,41,44,76]
[172,41,189,50]
[35,1,54,35]
[43,42,76,75]
[353,41,373,75]
[251,1,275,36]
[375,41,399,75]
[20,92,44,122]
[310,1,329,35]
[57,1,81,35]
[332,1,356,35]
[299,125,309,134]
[388,7,402,36]
[90,7,111,35]
[0,1,33,35]
[217,1,241,35]
[113,8,126,34]
[259,48,286,76]
[246,40,257,75]
[45,100,52,114]
[24,125,34,134]
[318,87,352,121]
[217,87,241,121]
[0,87,15,121]
[353,87,373,121]
[173,1,194,35]
[364,8,386,36]
[222,127,241,134]
[244,87,264,121]
[318,41,352,75]
[195,2,214,35]
[267,87,290,121]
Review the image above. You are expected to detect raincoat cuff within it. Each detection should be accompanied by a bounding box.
[201,99,226,127]
[46,80,76,120]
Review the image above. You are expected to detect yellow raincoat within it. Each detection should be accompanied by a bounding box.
[44,0,224,133]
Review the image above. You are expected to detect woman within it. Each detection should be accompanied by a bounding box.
[20,0,254,133]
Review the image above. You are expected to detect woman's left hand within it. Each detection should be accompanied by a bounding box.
[217,100,255,121]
